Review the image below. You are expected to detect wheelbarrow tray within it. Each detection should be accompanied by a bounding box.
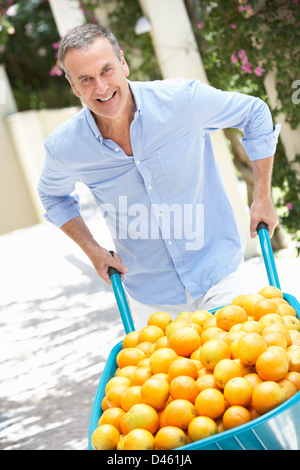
[88,225,300,450]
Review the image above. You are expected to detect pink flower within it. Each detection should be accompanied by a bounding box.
[50,64,63,77]
[52,42,60,50]
[254,66,263,76]
[245,5,252,10]
[237,6,244,12]
[286,203,294,210]
[292,0,298,4]
[286,13,293,19]
[238,49,246,59]
[231,54,238,63]
[230,23,237,29]
[197,22,204,29]
[242,62,252,73]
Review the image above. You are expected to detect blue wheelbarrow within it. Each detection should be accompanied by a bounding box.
[88,223,300,450]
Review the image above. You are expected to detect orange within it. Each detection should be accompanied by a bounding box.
[262,324,292,347]
[240,321,263,334]
[233,358,253,376]
[215,305,248,332]
[235,332,267,365]
[285,371,300,391]
[98,407,126,431]
[263,332,287,349]
[147,311,173,331]
[141,377,170,410]
[137,341,154,357]
[202,316,217,329]
[259,286,284,299]
[116,365,137,380]
[259,313,284,329]
[277,379,297,399]
[91,424,120,450]
[196,373,222,392]
[195,388,226,419]
[122,330,140,349]
[164,399,196,430]
[190,347,201,361]
[169,375,199,403]
[165,320,191,339]
[137,358,150,368]
[191,310,213,327]
[287,345,300,372]
[116,348,146,369]
[213,358,242,389]
[149,347,178,374]
[223,377,253,407]
[101,396,109,412]
[105,376,130,395]
[153,335,169,350]
[123,403,159,434]
[168,327,201,357]
[252,381,286,414]
[256,349,289,381]
[106,383,130,409]
[123,428,155,450]
[121,385,142,411]
[199,339,231,370]
[242,294,264,316]
[168,357,198,381]
[201,327,224,344]
[244,372,263,389]
[188,416,218,442]
[222,406,251,430]
[152,372,170,382]
[130,366,153,386]
[283,315,300,331]
[253,299,279,321]
[154,426,187,450]
[138,325,165,344]
[278,303,297,317]
[290,330,300,346]
[231,294,247,308]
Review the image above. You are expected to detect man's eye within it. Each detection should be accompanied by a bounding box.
[103,68,112,74]
[81,77,90,84]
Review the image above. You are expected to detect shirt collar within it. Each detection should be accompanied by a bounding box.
[84,80,142,142]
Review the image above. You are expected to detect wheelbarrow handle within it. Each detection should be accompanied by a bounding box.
[108,251,135,334]
[257,223,281,290]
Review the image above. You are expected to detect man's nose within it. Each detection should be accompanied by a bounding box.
[94,76,108,95]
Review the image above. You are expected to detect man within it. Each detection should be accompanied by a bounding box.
[38,24,280,329]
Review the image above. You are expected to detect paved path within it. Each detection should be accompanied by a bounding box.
[1,185,299,450]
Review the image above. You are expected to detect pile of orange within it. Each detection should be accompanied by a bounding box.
[92,286,300,450]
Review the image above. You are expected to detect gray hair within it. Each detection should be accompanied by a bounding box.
[58,23,122,76]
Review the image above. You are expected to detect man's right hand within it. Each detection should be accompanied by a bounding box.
[89,246,128,285]
[60,216,128,285]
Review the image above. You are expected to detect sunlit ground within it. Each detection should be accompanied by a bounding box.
[0,184,299,450]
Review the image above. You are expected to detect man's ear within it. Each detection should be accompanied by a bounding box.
[121,51,130,78]
[65,74,81,98]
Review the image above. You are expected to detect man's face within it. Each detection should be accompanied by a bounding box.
[64,37,131,122]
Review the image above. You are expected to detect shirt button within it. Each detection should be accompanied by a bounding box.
[115,147,119,152]
[136,160,141,164]
[168,241,172,245]
[148,185,152,190]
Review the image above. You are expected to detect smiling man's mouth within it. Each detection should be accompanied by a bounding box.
[96,91,116,103]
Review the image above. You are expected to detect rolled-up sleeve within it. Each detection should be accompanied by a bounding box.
[189,81,281,161]
[38,141,80,228]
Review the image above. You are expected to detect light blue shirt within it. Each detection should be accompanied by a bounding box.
[38,79,280,305]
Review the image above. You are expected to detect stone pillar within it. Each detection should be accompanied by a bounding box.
[138,0,257,257]
[48,0,85,37]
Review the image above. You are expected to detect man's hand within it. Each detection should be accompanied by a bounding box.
[249,196,278,239]
[250,156,278,239]
[60,215,128,285]
[88,245,128,285]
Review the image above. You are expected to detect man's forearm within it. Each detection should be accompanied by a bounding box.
[60,216,128,284]
[250,156,278,238]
